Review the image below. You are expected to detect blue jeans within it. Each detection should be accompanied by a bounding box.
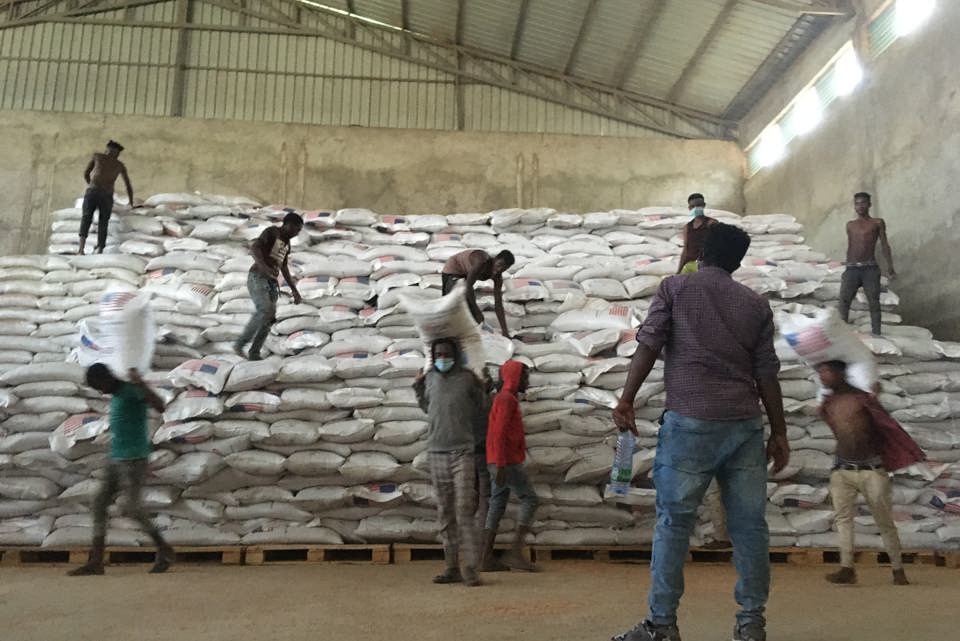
[648,411,769,628]
[235,271,279,357]
[485,463,540,530]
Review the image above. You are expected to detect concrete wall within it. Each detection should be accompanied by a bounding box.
[743,2,960,339]
[0,110,745,256]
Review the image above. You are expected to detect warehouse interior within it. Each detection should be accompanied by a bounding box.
[1,1,958,641]
[1,0,957,335]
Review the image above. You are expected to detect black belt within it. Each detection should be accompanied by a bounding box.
[833,461,884,471]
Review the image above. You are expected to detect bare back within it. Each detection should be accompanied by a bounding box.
[442,249,492,280]
[88,153,125,193]
[845,217,883,264]
[821,391,882,460]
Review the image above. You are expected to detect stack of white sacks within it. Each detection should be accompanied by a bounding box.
[0,193,958,550]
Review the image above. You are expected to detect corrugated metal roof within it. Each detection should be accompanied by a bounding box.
[723,13,828,121]
[624,0,729,98]
[515,0,587,70]
[675,1,800,113]
[461,0,519,55]
[407,0,457,43]
[570,0,655,81]
[285,0,837,121]
[352,0,403,27]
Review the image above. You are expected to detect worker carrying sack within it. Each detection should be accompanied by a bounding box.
[97,289,156,378]
[777,308,877,395]
[399,282,486,377]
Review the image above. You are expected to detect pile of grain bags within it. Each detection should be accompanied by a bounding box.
[0,197,956,550]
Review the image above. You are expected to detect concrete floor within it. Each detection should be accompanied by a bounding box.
[0,562,954,641]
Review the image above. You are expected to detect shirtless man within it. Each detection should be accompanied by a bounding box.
[441,249,515,337]
[676,193,718,274]
[816,361,908,587]
[837,192,895,336]
[78,140,135,255]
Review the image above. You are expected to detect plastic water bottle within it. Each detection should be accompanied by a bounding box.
[607,431,636,497]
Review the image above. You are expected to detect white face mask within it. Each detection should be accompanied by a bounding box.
[434,358,454,373]
[690,206,705,218]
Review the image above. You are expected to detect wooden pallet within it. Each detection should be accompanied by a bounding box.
[0,546,243,566]
[0,547,87,566]
[766,547,958,567]
[103,546,243,565]
[245,544,390,565]
[393,543,444,563]
[2,545,954,569]
[532,545,739,563]
[529,546,960,567]
[393,543,533,564]
[531,545,655,563]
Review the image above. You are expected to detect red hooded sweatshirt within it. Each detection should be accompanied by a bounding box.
[486,360,526,468]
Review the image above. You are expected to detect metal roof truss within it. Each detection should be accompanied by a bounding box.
[0,0,736,139]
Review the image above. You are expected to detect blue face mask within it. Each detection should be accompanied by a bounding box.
[691,206,705,217]
[434,358,454,373]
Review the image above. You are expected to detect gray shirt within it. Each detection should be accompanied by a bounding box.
[413,367,487,453]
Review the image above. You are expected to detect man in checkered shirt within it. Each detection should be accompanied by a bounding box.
[609,223,790,641]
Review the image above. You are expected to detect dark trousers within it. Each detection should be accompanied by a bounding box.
[441,273,461,296]
[79,187,114,249]
[92,458,166,548]
[838,265,882,335]
[441,273,483,324]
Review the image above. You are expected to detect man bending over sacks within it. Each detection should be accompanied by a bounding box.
[441,249,515,337]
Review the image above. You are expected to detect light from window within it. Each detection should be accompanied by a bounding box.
[895,0,935,37]
[756,125,785,168]
[792,88,823,135]
[833,48,863,97]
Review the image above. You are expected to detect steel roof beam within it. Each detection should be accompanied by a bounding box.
[287,0,727,129]
[15,0,71,21]
[2,0,734,138]
[721,12,829,120]
[611,0,668,90]
[1,0,162,27]
[509,0,530,60]
[399,0,409,53]
[454,0,466,130]
[665,0,738,104]
[748,0,852,16]
[455,0,464,44]
[344,0,354,36]
[563,0,599,75]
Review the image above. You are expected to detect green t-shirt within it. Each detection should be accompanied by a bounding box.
[110,382,151,460]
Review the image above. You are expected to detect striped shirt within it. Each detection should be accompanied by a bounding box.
[636,266,780,420]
